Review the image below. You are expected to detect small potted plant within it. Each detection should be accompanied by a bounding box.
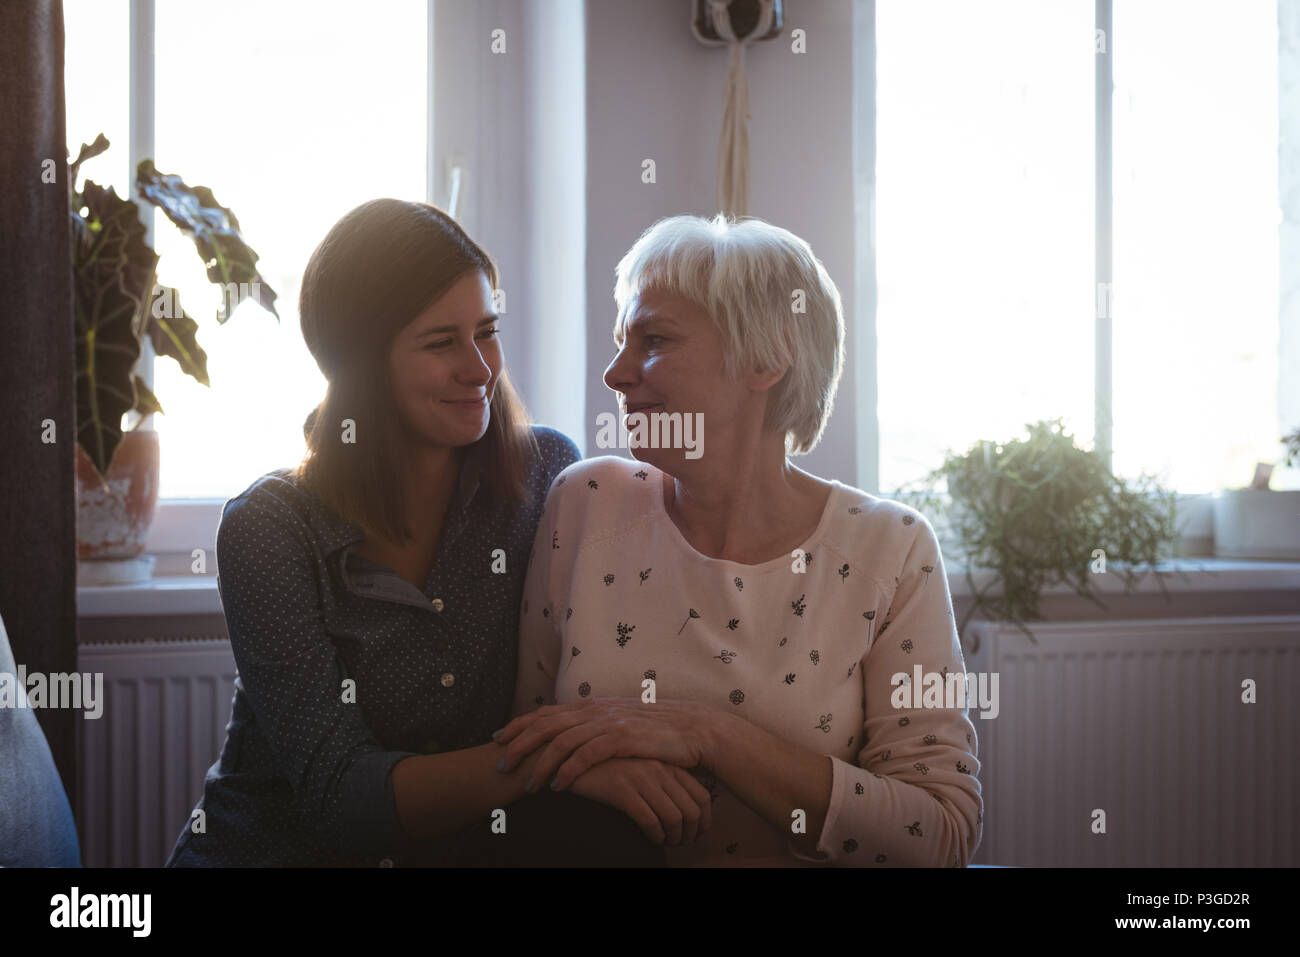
[891,418,1185,654]
[1210,425,1300,561]
[70,133,278,584]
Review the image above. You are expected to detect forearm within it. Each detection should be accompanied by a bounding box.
[706,712,833,856]
[390,741,545,841]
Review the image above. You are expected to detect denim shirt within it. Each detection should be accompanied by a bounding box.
[164,425,579,867]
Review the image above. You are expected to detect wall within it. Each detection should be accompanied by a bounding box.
[584,0,862,482]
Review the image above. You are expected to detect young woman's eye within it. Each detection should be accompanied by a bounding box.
[476,327,500,340]
[425,339,452,350]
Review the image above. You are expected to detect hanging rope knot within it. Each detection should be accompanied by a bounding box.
[708,0,776,218]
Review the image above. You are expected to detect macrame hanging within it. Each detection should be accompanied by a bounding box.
[693,0,783,218]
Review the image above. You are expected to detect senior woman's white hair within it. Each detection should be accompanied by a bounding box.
[613,213,844,455]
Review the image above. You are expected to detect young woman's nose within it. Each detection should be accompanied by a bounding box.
[457,339,492,386]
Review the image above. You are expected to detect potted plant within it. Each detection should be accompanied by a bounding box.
[70,133,278,584]
[1210,425,1300,561]
[890,418,1185,654]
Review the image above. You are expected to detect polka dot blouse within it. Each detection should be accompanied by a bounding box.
[513,455,984,867]
[165,425,580,867]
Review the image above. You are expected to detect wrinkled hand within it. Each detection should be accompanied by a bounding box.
[495,696,724,791]
[568,757,713,846]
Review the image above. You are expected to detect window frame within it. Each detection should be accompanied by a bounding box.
[129,0,440,560]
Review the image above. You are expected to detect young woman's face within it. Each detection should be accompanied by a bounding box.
[388,270,502,450]
[603,286,753,471]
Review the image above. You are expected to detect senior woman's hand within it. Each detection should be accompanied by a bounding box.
[493,697,728,793]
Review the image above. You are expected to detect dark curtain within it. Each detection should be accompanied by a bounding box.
[0,1,78,808]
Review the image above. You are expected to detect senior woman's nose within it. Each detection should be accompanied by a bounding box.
[603,346,636,393]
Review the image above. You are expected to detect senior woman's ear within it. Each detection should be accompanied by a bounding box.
[745,362,788,393]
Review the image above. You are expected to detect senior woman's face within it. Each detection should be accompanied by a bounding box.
[603,287,752,469]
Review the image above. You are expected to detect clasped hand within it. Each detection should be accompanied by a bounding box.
[493,696,722,846]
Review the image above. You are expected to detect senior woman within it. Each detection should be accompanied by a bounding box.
[495,213,983,867]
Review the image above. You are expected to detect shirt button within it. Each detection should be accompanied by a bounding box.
[379,858,394,868]
[431,598,444,612]
[440,672,455,688]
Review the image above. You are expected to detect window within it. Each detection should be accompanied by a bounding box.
[65,0,428,503]
[876,0,1284,495]
[1112,0,1279,493]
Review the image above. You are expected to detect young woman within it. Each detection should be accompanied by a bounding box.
[164,199,709,867]
[496,213,983,866]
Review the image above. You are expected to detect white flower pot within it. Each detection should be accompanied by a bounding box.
[1212,489,1300,560]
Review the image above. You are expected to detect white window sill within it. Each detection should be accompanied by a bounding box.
[74,559,1300,619]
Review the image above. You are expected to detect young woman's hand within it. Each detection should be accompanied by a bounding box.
[567,756,713,846]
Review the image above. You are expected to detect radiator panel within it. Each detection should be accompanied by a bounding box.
[965,616,1300,867]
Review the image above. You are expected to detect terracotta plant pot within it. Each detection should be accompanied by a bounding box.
[75,429,160,561]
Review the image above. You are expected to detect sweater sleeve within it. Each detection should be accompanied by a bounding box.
[795,512,983,867]
[510,473,569,718]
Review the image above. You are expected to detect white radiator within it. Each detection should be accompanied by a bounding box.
[72,618,1299,868]
[964,615,1300,867]
[75,639,237,868]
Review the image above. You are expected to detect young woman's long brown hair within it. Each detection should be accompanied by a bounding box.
[291,199,536,544]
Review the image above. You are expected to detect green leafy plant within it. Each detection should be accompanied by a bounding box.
[1281,426,1300,468]
[892,418,1184,654]
[69,133,279,480]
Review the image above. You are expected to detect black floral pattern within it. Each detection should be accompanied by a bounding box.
[615,622,636,648]
[729,689,745,705]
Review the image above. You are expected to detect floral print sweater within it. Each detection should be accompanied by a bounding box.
[512,455,983,867]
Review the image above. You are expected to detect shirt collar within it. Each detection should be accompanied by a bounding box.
[268,440,485,561]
